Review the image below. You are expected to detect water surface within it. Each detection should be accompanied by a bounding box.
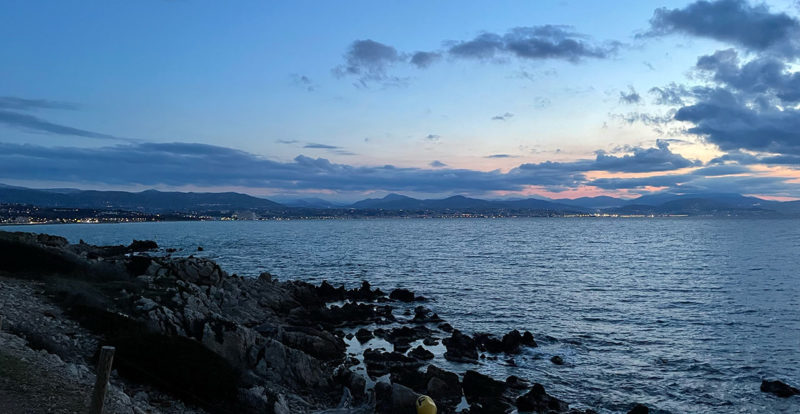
[8,218,800,413]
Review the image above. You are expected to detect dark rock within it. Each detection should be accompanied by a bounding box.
[390,383,420,414]
[385,325,435,353]
[355,328,373,343]
[317,280,347,301]
[375,381,393,413]
[197,246,204,251]
[473,332,504,354]
[627,403,649,414]
[390,365,428,392]
[168,257,227,286]
[128,239,158,251]
[322,302,396,327]
[438,323,453,333]
[408,345,434,360]
[516,383,569,413]
[389,288,416,302]
[501,330,523,354]
[761,379,800,398]
[350,280,385,301]
[363,349,421,379]
[345,333,354,340]
[463,370,513,413]
[522,331,537,347]
[426,366,461,405]
[443,329,478,362]
[423,337,439,346]
[412,306,443,323]
[506,375,531,390]
[551,355,564,365]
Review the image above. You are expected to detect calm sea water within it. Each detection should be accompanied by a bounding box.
[6,218,800,413]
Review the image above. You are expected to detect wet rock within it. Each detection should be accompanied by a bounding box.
[355,328,373,343]
[516,383,569,413]
[197,246,204,251]
[506,375,531,390]
[317,280,347,301]
[438,323,453,333]
[412,306,443,323]
[627,403,649,414]
[350,281,385,301]
[473,333,504,354]
[391,383,420,414]
[761,379,800,398]
[463,370,513,413]
[423,337,439,346]
[426,366,461,406]
[363,349,421,379]
[389,288,417,302]
[322,302,396,327]
[443,329,478,362]
[128,240,158,251]
[522,331,537,347]
[390,365,428,392]
[551,355,564,365]
[408,345,434,360]
[501,330,523,354]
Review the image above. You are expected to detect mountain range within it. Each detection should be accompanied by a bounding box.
[2,184,800,216]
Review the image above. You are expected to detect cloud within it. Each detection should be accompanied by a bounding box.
[694,49,800,104]
[304,143,340,149]
[425,134,440,141]
[2,140,795,196]
[649,83,690,105]
[619,86,642,104]
[491,112,514,121]
[645,0,800,57]
[0,96,77,111]
[0,110,128,142]
[290,74,316,91]
[410,51,441,68]
[333,39,405,85]
[485,154,518,158]
[449,25,619,62]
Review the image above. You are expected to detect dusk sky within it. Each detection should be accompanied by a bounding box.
[3,0,800,201]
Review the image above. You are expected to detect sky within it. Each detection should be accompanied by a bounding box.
[3,0,800,202]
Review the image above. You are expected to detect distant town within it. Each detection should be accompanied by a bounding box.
[1,184,797,225]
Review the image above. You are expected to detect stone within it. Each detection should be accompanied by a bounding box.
[463,370,513,413]
[761,379,800,398]
[355,328,373,343]
[551,355,564,365]
[515,383,569,413]
[443,329,478,362]
[389,288,416,302]
[408,345,434,360]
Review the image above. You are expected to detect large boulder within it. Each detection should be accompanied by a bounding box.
[278,326,346,362]
[443,330,478,362]
[761,379,800,398]
[426,365,461,407]
[168,257,227,286]
[463,370,513,413]
[515,383,569,413]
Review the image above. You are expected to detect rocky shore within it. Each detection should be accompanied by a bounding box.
[0,230,793,413]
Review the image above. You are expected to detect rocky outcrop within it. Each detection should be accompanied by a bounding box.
[515,383,569,413]
[442,329,478,362]
[761,379,800,398]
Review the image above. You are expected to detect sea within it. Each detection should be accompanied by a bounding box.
[6,218,799,413]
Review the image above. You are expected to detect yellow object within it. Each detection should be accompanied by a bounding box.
[416,395,437,414]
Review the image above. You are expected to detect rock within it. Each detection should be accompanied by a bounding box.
[506,375,531,390]
[443,329,478,362]
[128,240,158,251]
[551,355,564,365]
[423,337,439,346]
[522,331,537,347]
[408,345,434,360]
[390,365,428,392]
[355,328,373,343]
[438,323,453,333]
[278,326,346,361]
[463,370,513,413]
[473,333,504,354]
[197,246,204,251]
[515,383,569,413]
[501,330,523,354]
[412,306,443,323]
[389,288,417,302]
[168,257,227,286]
[385,326,435,353]
[627,403,649,414]
[390,383,420,414]
[363,349,421,379]
[426,366,461,406]
[761,379,800,398]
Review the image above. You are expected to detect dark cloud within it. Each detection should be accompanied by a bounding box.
[491,112,514,121]
[425,134,440,141]
[485,154,518,159]
[449,25,619,62]
[619,86,642,104]
[649,83,690,105]
[0,96,77,111]
[695,49,800,104]
[276,139,299,145]
[645,0,800,57]
[429,160,447,168]
[0,110,127,142]
[304,143,340,149]
[410,51,441,68]
[333,39,405,85]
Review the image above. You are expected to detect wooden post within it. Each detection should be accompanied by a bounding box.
[89,346,115,414]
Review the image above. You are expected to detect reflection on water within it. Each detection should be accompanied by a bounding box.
[8,218,800,413]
